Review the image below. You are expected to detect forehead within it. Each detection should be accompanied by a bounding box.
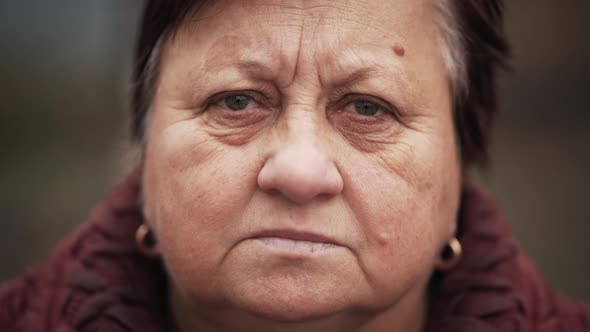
[164,0,442,74]
[181,0,436,36]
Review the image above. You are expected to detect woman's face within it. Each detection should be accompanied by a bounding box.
[143,0,461,326]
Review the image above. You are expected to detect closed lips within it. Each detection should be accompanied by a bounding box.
[256,237,338,253]
[251,229,343,253]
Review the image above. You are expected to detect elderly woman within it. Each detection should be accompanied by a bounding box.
[1,0,589,331]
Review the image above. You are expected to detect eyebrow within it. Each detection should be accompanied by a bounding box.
[202,59,278,83]
[329,67,383,90]
[234,61,275,77]
[204,50,404,94]
[204,56,274,74]
[208,60,394,86]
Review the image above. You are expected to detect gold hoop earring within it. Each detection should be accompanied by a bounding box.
[135,223,159,257]
[436,237,462,271]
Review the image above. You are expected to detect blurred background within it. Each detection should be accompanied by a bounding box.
[0,0,588,300]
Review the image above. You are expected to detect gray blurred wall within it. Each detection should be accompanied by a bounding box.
[1,0,589,300]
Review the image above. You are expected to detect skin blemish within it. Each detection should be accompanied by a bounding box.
[392,44,405,57]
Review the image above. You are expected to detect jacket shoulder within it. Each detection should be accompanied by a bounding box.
[0,222,92,332]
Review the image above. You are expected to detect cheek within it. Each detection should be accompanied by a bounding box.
[142,121,263,297]
[341,128,460,298]
[345,162,438,264]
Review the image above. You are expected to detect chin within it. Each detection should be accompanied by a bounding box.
[227,273,356,322]
[236,292,346,322]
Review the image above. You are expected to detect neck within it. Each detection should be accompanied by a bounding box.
[170,281,427,332]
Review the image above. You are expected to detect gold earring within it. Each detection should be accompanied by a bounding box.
[135,224,159,257]
[436,237,462,271]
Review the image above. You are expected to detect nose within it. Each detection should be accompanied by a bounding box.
[257,130,344,204]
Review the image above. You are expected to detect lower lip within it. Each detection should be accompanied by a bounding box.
[255,237,339,254]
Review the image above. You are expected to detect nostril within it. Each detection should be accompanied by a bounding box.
[264,187,282,198]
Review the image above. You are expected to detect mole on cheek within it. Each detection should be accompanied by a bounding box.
[392,45,405,57]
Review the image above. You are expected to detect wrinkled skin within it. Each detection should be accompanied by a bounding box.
[142,0,461,331]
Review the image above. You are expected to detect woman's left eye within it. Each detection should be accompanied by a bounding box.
[348,100,386,117]
[223,94,253,111]
[352,100,384,116]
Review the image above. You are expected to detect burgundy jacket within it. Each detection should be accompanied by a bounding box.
[1,173,589,332]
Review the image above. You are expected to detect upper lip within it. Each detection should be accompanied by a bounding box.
[251,229,342,246]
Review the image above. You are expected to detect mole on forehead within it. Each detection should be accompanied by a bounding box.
[392,44,406,57]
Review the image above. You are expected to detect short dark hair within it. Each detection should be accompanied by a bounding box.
[131,0,509,167]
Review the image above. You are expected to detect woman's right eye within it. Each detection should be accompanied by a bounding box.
[222,94,253,111]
